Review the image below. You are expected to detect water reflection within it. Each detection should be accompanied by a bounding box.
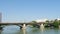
[40,28,44,34]
[20,29,27,34]
[0,26,60,34]
[22,29,27,34]
[27,28,41,34]
[0,30,2,34]
[53,29,59,34]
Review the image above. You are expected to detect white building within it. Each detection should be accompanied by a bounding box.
[57,18,60,20]
[35,19,48,23]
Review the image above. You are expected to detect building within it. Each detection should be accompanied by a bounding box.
[35,19,48,23]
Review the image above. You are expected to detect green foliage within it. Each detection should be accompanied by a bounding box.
[30,19,60,28]
[58,20,60,25]
[53,19,59,28]
[31,21,38,27]
[31,21,37,23]
[46,20,49,23]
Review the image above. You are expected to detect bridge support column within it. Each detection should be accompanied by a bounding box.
[40,24,44,29]
[19,24,26,29]
[22,24,26,29]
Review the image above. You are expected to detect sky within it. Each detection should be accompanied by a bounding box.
[0,0,60,22]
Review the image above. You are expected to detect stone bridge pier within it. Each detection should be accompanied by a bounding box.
[40,23,44,29]
[37,23,44,28]
[18,24,27,29]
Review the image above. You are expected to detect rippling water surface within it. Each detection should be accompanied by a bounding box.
[0,25,60,34]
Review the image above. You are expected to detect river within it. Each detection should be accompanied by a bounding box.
[0,25,60,34]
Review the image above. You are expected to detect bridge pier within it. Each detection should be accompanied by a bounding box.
[19,24,26,29]
[22,24,26,29]
[40,24,44,29]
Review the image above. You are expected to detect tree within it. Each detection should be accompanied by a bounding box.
[31,21,37,23]
[31,21,40,28]
[45,20,50,23]
[53,19,59,28]
[58,20,60,25]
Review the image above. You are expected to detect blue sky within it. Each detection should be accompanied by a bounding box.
[0,0,60,22]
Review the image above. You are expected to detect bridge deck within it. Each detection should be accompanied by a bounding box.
[0,23,28,25]
[0,22,45,25]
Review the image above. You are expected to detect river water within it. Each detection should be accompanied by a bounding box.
[0,25,60,34]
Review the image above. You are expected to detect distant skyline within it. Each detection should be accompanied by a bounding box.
[0,0,60,22]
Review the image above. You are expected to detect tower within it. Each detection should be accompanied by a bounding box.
[0,12,2,23]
